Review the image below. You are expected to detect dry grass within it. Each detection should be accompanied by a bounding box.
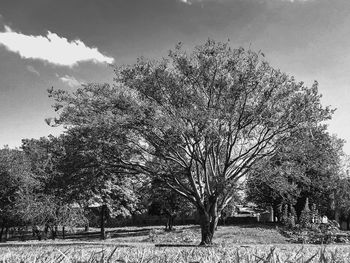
[4,224,287,246]
[2,225,348,262]
[1,245,350,262]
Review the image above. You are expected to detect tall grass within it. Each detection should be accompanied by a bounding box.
[1,245,350,262]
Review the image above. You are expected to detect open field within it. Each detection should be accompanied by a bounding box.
[2,225,350,262]
[3,224,288,245]
[2,244,350,262]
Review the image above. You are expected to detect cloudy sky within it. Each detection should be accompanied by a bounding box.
[0,0,350,153]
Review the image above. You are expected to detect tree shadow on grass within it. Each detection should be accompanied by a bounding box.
[5,227,156,242]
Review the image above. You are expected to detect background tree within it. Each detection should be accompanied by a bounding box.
[45,111,143,239]
[49,40,333,245]
[148,178,194,231]
[0,147,37,241]
[15,192,87,240]
[246,126,344,220]
[333,176,350,228]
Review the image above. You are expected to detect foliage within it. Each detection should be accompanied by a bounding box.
[332,176,350,220]
[48,39,333,245]
[21,136,63,194]
[148,179,194,230]
[246,126,344,218]
[14,192,87,239]
[0,147,38,240]
[22,129,143,240]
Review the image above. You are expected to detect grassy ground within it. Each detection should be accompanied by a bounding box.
[2,244,350,262]
[144,224,288,245]
[2,224,288,246]
[2,225,350,262]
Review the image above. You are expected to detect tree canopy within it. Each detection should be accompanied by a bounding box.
[48,40,333,245]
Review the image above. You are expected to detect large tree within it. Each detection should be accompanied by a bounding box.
[49,40,332,245]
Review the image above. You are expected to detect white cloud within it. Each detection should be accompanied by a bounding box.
[59,74,82,87]
[26,65,40,76]
[180,0,192,4]
[0,26,114,67]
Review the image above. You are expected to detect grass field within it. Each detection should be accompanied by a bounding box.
[1,225,350,262]
[3,224,288,245]
[2,244,350,262]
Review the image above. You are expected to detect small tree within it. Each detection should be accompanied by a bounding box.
[148,179,194,231]
[299,198,311,228]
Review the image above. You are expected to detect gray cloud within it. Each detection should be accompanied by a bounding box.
[26,65,40,76]
[58,74,82,87]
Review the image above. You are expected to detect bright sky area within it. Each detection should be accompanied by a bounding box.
[0,0,349,153]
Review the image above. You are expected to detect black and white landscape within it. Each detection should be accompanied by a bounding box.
[1,0,350,262]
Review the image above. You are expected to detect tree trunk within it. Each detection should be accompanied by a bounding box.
[5,227,9,240]
[198,198,219,246]
[100,203,107,240]
[62,226,66,239]
[33,225,41,241]
[52,225,58,240]
[268,206,274,223]
[44,224,49,239]
[335,209,340,223]
[20,227,26,241]
[165,217,170,231]
[169,215,175,231]
[165,214,176,231]
[273,205,279,222]
[199,213,218,245]
[0,223,5,242]
[84,223,89,232]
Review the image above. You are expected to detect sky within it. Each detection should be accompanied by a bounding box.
[0,0,350,153]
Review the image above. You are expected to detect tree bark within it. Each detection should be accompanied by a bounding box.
[62,226,66,239]
[335,209,340,223]
[198,197,219,246]
[84,223,89,232]
[165,215,176,231]
[33,225,42,241]
[165,217,170,231]
[52,225,58,240]
[199,212,218,245]
[5,227,9,240]
[100,203,107,240]
[0,223,5,242]
[169,215,175,231]
[44,224,49,239]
